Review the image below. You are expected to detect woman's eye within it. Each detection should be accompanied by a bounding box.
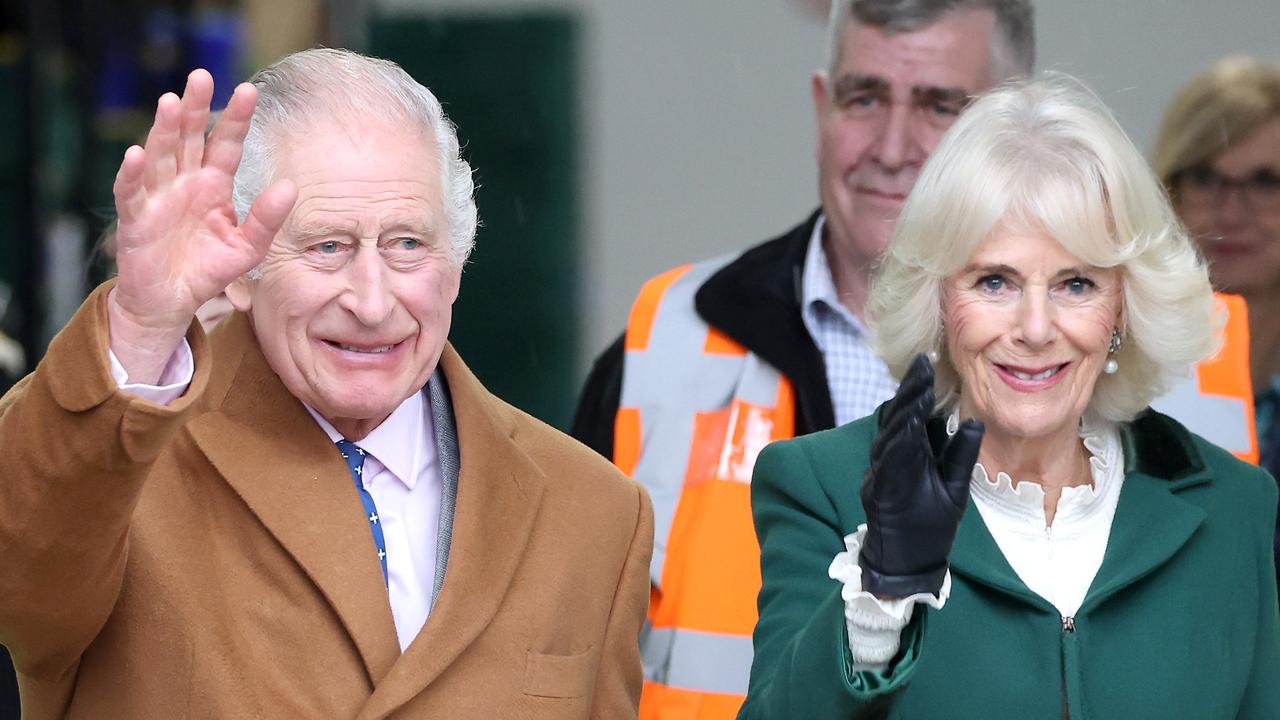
[315,241,340,254]
[398,238,421,251]
[1063,277,1096,294]
[978,275,1005,292]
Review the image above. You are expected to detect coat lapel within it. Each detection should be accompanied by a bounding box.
[947,499,1047,609]
[947,411,1211,617]
[186,314,400,686]
[1083,413,1210,609]
[358,345,547,719]
[1082,473,1206,609]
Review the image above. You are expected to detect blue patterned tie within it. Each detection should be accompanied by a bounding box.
[336,440,388,586]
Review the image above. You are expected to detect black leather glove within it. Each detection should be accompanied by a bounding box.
[860,353,984,598]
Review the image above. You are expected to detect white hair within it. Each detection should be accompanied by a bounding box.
[869,75,1219,423]
[825,0,1035,84]
[232,48,477,267]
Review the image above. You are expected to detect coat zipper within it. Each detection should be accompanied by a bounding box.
[1060,615,1077,719]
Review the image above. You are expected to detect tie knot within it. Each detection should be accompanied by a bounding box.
[336,440,368,479]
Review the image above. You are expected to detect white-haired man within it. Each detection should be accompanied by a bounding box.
[0,49,652,719]
[572,1,1034,716]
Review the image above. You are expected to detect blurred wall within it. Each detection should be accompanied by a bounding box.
[376,0,1280,379]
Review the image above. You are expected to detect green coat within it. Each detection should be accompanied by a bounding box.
[740,409,1280,719]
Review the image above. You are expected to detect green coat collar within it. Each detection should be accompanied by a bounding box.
[937,409,1211,615]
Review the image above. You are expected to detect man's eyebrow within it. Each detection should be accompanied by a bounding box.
[382,218,436,236]
[291,222,351,240]
[832,74,890,99]
[912,85,972,106]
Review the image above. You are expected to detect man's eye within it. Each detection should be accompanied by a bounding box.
[315,241,341,254]
[838,92,878,110]
[398,238,421,251]
[928,101,962,117]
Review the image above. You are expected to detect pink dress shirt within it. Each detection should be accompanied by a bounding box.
[110,341,444,652]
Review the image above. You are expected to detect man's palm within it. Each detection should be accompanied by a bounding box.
[111,69,295,331]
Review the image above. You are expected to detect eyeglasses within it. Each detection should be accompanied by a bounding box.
[1175,165,1280,210]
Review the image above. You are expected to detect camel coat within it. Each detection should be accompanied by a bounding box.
[0,283,653,719]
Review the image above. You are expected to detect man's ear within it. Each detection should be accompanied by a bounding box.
[810,70,829,119]
[225,275,253,312]
[811,70,829,161]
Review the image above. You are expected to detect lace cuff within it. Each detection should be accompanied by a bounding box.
[828,524,950,671]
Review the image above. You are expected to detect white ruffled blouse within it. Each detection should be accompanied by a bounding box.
[829,413,1125,670]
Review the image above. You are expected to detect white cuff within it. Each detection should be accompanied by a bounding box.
[108,339,195,406]
[828,524,950,671]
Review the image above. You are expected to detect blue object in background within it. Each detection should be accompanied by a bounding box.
[189,8,245,109]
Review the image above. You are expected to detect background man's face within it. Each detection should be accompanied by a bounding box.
[812,9,997,273]
[230,118,461,434]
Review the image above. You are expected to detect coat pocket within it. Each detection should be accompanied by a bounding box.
[522,646,594,699]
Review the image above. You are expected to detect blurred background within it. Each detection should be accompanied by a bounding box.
[0,0,1277,432]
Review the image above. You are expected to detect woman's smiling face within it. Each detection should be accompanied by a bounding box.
[943,221,1122,445]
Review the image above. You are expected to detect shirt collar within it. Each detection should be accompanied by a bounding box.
[304,387,436,491]
[800,214,870,338]
[948,409,1123,526]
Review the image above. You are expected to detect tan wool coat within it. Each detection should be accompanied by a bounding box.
[0,284,653,719]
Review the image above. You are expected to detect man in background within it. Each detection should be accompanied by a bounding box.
[573,1,1034,716]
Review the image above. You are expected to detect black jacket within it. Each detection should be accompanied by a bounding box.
[572,211,836,457]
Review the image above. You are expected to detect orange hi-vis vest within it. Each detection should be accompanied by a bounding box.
[618,258,1257,720]
[617,257,791,719]
[1151,293,1258,463]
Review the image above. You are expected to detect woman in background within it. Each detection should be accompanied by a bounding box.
[1153,57,1280,590]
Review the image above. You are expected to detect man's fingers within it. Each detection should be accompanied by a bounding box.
[939,418,984,506]
[113,145,147,225]
[239,179,297,254]
[142,93,182,190]
[177,69,215,174]
[204,83,258,176]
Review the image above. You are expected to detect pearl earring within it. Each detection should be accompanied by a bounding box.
[1104,328,1122,374]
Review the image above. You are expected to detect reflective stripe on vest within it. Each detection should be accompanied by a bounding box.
[1150,292,1258,463]
[617,257,795,717]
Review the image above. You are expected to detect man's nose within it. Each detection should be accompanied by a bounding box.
[340,246,395,326]
[871,104,919,171]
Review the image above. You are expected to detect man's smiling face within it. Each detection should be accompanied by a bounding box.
[228,119,461,440]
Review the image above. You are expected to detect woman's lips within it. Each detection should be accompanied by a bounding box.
[993,362,1070,391]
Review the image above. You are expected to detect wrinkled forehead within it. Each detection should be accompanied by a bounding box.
[271,116,440,185]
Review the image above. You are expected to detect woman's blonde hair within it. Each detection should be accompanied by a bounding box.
[870,75,1217,422]
[1152,56,1280,198]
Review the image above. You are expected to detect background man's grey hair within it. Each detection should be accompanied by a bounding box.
[232,48,478,267]
[825,0,1035,83]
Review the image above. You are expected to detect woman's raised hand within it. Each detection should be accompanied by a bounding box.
[859,354,984,598]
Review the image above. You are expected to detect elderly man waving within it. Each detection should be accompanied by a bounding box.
[0,49,652,719]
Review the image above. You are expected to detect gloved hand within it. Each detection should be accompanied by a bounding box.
[859,353,984,598]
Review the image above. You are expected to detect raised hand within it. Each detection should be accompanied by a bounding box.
[107,69,297,382]
[859,353,984,598]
